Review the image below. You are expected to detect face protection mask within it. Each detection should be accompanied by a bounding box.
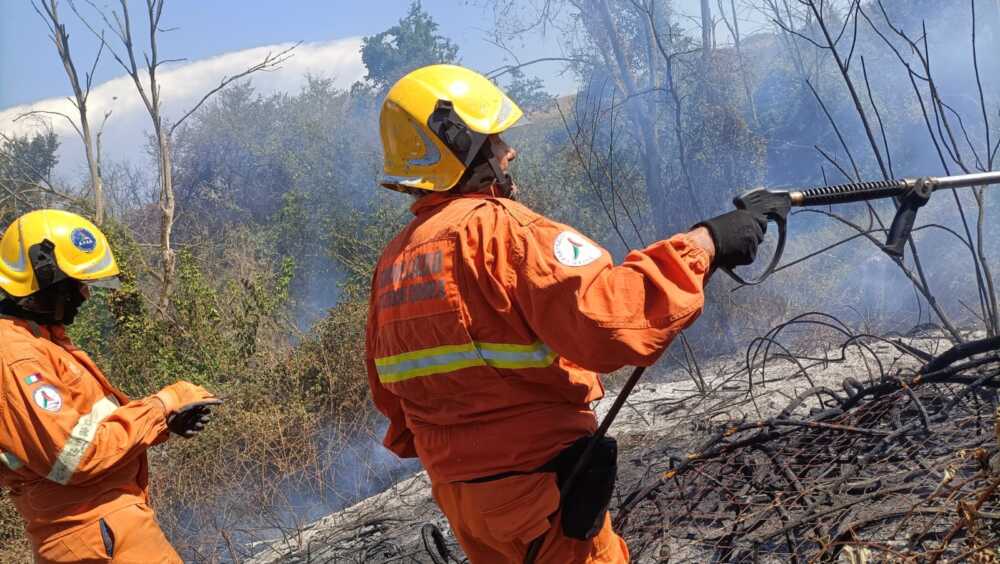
[16,279,90,325]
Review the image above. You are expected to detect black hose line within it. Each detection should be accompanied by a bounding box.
[799,179,909,206]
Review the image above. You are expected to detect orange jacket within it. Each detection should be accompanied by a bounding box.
[0,317,169,545]
[365,193,709,484]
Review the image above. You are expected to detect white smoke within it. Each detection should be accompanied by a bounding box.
[0,37,365,178]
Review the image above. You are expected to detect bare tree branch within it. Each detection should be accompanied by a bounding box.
[14,110,84,140]
[28,0,107,222]
[806,80,861,180]
[169,43,299,134]
[485,56,585,79]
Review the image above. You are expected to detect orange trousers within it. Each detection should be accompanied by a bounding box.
[433,472,629,563]
[34,503,181,564]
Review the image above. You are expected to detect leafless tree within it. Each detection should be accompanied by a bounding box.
[717,0,758,123]
[754,0,815,81]
[27,0,109,224]
[69,0,296,315]
[753,0,999,340]
[701,0,714,67]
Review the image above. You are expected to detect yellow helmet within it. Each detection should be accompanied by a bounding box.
[379,64,523,192]
[0,210,120,299]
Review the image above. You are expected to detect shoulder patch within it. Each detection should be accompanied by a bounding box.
[554,231,603,267]
[34,385,62,412]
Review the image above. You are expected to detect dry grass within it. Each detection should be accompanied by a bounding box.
[0,495,32,563]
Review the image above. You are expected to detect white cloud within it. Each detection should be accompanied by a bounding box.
[0,37,365,179]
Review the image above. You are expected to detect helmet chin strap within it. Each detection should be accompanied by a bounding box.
[486,156,516,199]
[455,137,516,198]
[15,280,86,325]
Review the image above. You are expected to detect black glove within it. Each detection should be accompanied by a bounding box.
[695,210,768,269]
[167,400,220,439]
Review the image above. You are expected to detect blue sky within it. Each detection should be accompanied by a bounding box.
[1,0,730,109]
[1,0,580,110]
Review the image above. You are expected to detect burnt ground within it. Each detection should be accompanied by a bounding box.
[250,320,1000,563]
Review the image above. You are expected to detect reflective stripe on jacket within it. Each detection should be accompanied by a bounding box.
[0,317,169,546]
[365,193,709,483]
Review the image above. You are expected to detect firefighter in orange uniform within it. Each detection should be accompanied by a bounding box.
[0,209,221,563]
[366,65,766,563]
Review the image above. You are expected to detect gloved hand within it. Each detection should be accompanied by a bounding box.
[167,401,218,439]
[154,381,220,415]
[694,210,768,269]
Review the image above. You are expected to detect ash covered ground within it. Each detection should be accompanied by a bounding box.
[251,319,1000,563]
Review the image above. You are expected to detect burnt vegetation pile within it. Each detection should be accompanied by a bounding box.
[615,318,1000,563]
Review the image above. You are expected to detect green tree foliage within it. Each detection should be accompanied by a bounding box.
[359,1,460,92]
[0,131,60,224]
[57,215,351,560]
[0,131,59,183]
[329,189,411,299]
[502,68,555,114]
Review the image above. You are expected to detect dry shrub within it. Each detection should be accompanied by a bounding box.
[144,297,376,559]
[148,390,325,559]
[137,247,374,558]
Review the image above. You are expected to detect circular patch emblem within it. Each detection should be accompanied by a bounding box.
[33,385,62,413]
[71,228,97,253]
[553,231,603,267]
